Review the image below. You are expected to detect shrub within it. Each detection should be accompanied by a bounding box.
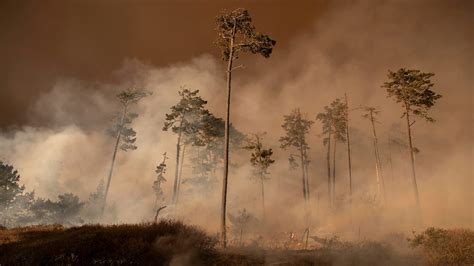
[408,227,474,265]
[0,220,218,265]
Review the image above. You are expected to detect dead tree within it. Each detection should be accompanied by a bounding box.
[362,106,386,203]
[154,206,167,223]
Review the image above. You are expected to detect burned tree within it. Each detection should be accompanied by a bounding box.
[163,88,208,205]
[362,106,386,203]
[215,8,276,247]
[102,88,148,215]
[280,109,314,205]
[243,133,275,220]
[382,68,442,213]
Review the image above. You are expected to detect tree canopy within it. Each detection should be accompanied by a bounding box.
[163,88,210,146]
[382,68,442,122]
[243,133,275,179]
[316,98,347,144]
[0,161,24,209]
[215,8,276,61]
[280,109,314,151]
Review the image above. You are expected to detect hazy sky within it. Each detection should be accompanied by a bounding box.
[0,0,330,128]
[1,0,472,229]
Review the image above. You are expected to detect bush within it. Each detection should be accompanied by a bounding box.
[408,227,474,265]
[0,220,218,265]
[5,223,463,265]
[318,238,420,266]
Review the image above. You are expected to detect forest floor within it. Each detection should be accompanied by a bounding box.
[0,221,446,265]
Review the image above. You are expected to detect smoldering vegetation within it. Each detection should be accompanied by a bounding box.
[0,221,220,265]
[0,0,472,265]
[1,222,473,265]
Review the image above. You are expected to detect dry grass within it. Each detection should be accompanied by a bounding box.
[0,224,63,244]
[409,227,474,265]
[2,223,471,265]
[0,221,219,265]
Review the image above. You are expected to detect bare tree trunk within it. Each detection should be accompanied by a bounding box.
[369,111,385,202]
[278,173,281,193]
[221,24,236,248]
[405,105,421,214]
[344,94,353,200]
[172,119,184,204]
[376,150,385,202]
[326,131,332,207]
[375,160,381,197]
[175,144,186,204]
[302,147,311,223]
[154,206,167,223]
[332,139,337,206]
[299,147,307,202]
[316,193,320,218]
[302,227,310,250]
[303,148,310,201]
[260,175,265,221]
[102,105,127,215]
[387,135,394,186]
[240,228,243,246]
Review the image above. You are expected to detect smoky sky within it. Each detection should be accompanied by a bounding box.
[1,0,472,230]
[0,0,331,128]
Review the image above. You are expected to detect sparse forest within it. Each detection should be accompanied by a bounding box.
[0,4,471,266]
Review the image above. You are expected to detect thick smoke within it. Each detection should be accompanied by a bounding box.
[0,0,472,241]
